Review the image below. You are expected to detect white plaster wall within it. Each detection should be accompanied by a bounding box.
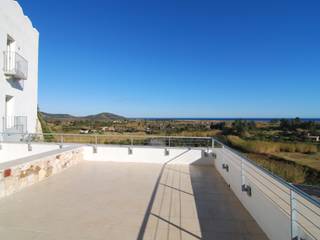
[0,0,39,133]
[0,143,212,166]
[83,146,209,165]
[213,147,292,240]
[84,146,184,164]
[0,143,67,163]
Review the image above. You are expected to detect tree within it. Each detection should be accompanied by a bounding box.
[210,122,225,130]
[280,119,290,130]
[292,117,301,128]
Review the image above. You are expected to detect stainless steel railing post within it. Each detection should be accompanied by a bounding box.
[290,189,299,240]
[92,135,98,153]
[27,134,32,151]
[128,137,133,155]
[59,135,63,149]
[240,155,246,199]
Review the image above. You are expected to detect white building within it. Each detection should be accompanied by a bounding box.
[307,133,320,142]
[0,0,39,134]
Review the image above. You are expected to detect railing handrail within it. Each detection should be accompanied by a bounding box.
[3,51,28,79]
[1,132,212,140]
[1,116,28,133]
[3,51,28,63]
[3,115,28,118]
[212,138,320,209]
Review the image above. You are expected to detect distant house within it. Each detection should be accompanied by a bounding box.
[145,127,152,134]
[101,126,115,132]
[112,120,122,124]
[79,128,90,134]
[306,133,320,142]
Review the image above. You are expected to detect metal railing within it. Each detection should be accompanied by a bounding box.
[1,116,27,133]
[213,138,320,240]
[3,51,28,80]
[0,132,212,149]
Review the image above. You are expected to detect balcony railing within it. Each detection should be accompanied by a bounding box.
[1,116,27,133]
[3,51,28,80]
[213,139,320,240]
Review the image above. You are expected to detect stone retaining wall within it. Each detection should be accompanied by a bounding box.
[0,147,83,199]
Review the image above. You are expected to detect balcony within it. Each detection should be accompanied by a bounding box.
[0,134,319,240]
[1,116,27,134]
[3,51,28,80]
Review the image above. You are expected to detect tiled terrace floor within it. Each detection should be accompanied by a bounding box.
[0,161,268,240]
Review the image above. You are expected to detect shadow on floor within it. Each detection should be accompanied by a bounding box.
[137,161,268,240]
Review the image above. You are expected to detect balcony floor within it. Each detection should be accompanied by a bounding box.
[0,160,268,240]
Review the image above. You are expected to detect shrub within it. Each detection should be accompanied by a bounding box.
[252,155,307,184]
[227,135,318,154]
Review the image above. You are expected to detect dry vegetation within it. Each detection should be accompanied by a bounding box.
[39,113,320,185]
[226,135,320,185]
[245,153,308,184]
[227,135,318,155]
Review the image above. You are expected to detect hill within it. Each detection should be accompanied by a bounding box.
[40,112,126,121]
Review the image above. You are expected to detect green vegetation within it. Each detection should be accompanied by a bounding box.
[37,112,54,142]
[225,135,320,185]
[212,118,320,185]
[227,135,317,154]
[245,153,311,185]
[40,112,320,185]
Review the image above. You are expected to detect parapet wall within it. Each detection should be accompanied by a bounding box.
[83,145,214,165]
[0,146,83,199]
[0,144,213,200]
[213,146,320,240]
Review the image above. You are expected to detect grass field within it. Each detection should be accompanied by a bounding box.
[274,152,320,171]
[227,135,318,154]
[225,135,320,185]
[246,153,309,184]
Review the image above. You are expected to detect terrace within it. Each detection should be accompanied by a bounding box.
[0,134,319,240]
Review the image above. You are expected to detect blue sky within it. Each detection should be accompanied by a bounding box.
[19,0,320,118]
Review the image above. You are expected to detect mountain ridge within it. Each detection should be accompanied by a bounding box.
[40,112,126,121]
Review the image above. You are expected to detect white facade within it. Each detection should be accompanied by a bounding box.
[0,0,39,133]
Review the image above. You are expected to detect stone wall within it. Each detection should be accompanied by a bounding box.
[0,147,83,199]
